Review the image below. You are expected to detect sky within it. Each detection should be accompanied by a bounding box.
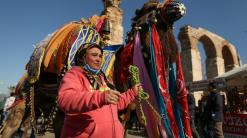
[0,0,247,94]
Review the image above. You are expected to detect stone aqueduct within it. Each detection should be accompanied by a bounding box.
[178,25,240,83]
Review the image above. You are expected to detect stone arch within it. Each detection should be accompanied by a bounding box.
[198,35,216,59]
[222,45,234,72]
[178,25,240,82]
[197,35,218,79]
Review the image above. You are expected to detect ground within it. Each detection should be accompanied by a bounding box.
[1,129,147,138]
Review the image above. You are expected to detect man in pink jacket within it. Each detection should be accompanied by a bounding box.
[57,43,140,138]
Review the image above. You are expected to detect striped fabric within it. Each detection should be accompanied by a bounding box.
[101,45,121,77]
[68,25,101,68]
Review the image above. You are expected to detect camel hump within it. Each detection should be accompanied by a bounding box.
[25,18,103,84]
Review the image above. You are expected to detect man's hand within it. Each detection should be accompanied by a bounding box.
[105,90,122,105]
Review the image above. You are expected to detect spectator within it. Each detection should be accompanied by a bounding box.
[187,91,200,138]
[204,82,224,138]
[2,92,15,122]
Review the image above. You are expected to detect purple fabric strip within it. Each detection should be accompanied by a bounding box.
[133,32,167,138]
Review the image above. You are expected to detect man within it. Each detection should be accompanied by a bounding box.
[205,82,224,138]
[187,91,200,138]
[3,92,16,121]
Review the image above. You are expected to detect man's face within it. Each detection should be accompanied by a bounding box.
[208,86,213,92]
[83,47,103,70]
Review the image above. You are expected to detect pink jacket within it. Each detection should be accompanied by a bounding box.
[57,66,137,138]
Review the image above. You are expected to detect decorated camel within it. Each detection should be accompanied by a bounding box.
[0,0,189,138]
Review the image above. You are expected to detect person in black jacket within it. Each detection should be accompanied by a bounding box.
[187,91,200,138]
[205,82,224,138]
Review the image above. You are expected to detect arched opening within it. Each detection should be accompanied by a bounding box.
[222,46,234,72]
[198,35,216,79]
[199,35,216,58]
[197,42,207,79]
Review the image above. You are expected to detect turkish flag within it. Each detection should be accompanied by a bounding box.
[176,52,193,138]
[152,24,179,138]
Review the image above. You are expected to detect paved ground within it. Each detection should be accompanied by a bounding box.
[3,129,147,138]
[35,123,147,138]
[35,130,147,138]
[0,123,147,138]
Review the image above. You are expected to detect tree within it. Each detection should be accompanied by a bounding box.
[7,85,16,96]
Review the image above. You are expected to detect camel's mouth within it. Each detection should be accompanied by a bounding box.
[160,1,186,23]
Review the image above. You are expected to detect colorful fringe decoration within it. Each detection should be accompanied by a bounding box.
[176,52,193,138]
[43,23,79,69]
[150,23,179,137]
[133,32,164,138]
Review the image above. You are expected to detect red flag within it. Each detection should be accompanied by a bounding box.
[118,41,134,84]
[96,16,107,32]
[176,52,193,138]
[151,24,179,138]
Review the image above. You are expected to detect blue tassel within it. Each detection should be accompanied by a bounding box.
[148,23,173,138]
[169,64,185,138]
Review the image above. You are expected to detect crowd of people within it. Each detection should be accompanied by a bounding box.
[187,82,224,138]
